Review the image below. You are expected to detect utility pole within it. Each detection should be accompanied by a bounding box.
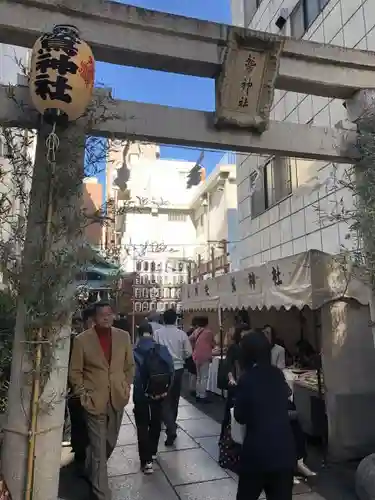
[2,124,86,500]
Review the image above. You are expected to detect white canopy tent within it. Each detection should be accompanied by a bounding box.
[181,250,371,312]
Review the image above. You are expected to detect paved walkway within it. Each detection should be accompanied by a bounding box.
[59,396,358,500]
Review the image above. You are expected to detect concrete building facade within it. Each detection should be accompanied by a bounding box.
[82,177,103,248]
[231,0,374,268]
[189,160,240,277]
[105,142,237,314]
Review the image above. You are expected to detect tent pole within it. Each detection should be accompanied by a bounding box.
[313,308,328,466]
[218,305,225,399]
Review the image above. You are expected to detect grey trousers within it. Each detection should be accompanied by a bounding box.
[85,405,123,500]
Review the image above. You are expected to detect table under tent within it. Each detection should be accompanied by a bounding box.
[181,249,375,462]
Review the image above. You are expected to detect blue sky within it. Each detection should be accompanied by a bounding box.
[95,0,231,186]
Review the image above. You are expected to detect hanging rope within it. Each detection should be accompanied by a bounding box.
[46,122,60,166]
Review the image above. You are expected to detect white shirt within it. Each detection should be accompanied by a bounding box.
[271,344,286,370]
[149,321,162,334]
[154,325,192,370]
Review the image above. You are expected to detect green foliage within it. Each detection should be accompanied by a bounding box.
[349,114,375,286]
[0,291,16,413]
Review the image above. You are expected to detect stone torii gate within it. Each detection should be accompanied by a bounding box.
[0,1,375,499]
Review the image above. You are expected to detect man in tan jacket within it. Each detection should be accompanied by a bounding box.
[69,302,135,500]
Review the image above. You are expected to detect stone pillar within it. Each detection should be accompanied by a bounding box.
[321,300,375,461]
[346,88,375,497]
[2,124,86,500]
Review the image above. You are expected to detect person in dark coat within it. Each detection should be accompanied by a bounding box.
[234,330,296,500]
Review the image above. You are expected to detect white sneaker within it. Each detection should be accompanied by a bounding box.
[143,462,153,474]
[298,459,317,477]
[152,454,157,461]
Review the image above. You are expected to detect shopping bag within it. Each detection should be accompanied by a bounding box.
[218,423,241,473]
[217,357,229,390]
[230,407,246,445]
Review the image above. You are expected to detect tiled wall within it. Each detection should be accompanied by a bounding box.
[237,0,375,268]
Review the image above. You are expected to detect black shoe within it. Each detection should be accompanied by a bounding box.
[165,434,177,447]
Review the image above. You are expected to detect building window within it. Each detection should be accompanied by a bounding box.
[150,261,156,272]
[134,302,142,312]
[290,2,304,39]
[251,157,292,217]
[291,0,330,39]
[142,302,149,312]
[244,0,261,27]
[136,261,142,271]
[143,261,149,272]
[134,288,141,299]
[168,213,187,222]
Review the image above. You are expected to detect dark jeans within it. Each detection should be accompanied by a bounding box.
[162,368,183,438]
[68,396,89,462]
[134,399,163,466]
[237,470,294,500]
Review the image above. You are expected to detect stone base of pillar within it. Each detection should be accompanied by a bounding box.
[356,454,375,500]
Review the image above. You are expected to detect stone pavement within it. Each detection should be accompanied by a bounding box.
[59,395,358,500]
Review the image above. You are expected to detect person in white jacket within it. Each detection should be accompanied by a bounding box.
[147,311,163,334]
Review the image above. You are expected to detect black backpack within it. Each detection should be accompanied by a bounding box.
[142,344,172,400]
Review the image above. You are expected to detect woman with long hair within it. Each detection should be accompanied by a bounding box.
[220,323,249,434]
[218,323,249,472]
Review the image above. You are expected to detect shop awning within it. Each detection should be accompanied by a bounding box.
[181,250,371,311]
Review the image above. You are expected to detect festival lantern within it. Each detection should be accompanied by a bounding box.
[29,24,95,125]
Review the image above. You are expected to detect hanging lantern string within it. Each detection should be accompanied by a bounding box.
[46,122,60,166]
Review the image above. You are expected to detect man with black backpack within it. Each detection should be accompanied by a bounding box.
[133,321,174,474]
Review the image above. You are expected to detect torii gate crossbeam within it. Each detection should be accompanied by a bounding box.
[0,85,357,162]
[0,0,371,163]
[1,0,375,99]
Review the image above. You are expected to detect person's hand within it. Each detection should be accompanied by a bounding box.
[228,378,237,387]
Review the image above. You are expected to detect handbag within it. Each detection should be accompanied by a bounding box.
[230,407,246,445]
[184,356,197,375]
